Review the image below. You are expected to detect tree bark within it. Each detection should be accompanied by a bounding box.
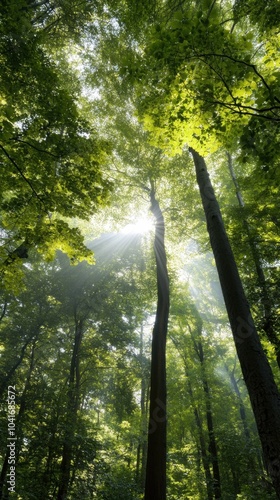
[0,322,43,400]
[226,152,280,367]
[57,317,83,500]
[144,188,169,500]
[202,367,221,498]
[224,361,251,442]
[188,377,214,500]
[190,148,280,498]
[136,322,148,490]
[0,340,30,400]
[191,333,221,499]
[0,341,36,499]
[170,333,214,500]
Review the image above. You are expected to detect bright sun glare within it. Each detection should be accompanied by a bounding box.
[121,215,155,235]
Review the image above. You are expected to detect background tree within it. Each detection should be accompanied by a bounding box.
[1,1,280,498]
[0,0,111,291]
[145,186,169,500]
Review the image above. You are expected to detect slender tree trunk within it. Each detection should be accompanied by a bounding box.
[187,377,214,500]
[57,317,83,500]
[0,300,7,322]
[0,323,43,400]
[191,334,221,499]
[170,334,213,500]
[136,322,148,490]
[203,373,221,499]
[0,341,36,499]
[40,414,60,500]
[144,188,169,500]
[230,464,241,496]
[227,152,280,367]
[224,361,251,442]
[0,344,28,401]
[142,381,149,487]
[190,148,280,498]
[136,444,141,484]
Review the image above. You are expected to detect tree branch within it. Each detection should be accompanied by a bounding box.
[193,51,277,101]
[10,137,60,158]
[202,98,280,121]
[0,144,49,211]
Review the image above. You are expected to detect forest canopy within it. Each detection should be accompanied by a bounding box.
[0,1,280,499]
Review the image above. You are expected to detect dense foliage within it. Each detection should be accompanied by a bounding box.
[0,1,280,499]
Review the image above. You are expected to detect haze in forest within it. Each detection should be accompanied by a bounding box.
[0,1,280,499]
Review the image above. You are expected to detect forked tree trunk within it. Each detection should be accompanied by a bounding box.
[144,188,169,500]
[190,148,280,498]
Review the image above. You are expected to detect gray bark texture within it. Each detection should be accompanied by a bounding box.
[190,148,280,498]
[144,189,169,500]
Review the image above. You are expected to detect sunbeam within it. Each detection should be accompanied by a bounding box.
[121,215,155,235]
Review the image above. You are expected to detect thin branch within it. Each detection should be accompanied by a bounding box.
[173,48,279,106]
[197,56,240,111]
[0,144,49,211]
[10,138,59,158]
[202,99,280,121]
[193,51,275,99]
[206,0,217,20]
[30,0,51,8]
[110,163,151,192]
[0,301,7,322]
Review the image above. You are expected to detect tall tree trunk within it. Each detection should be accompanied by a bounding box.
[136,322,148,490]
[57,317,83,500]
[0,341,36,499]
[144,188,169,500]
[226,152,280,367]
[40,411,60,500]
[230,464,241,496]
[190,148,280,498]
[0,341,29,400]
[202,366,221,499]
[0,300,8,322]
[224,361,251,442]
[191,333,221,499]
[170,334,214,500]
[0,322,43,400]
[187,377,214,500]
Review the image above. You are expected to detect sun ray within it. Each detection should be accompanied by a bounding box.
[121,214,155,235]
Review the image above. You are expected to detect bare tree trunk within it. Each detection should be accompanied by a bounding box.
[144,188,169,500]
[190,148,280,498]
